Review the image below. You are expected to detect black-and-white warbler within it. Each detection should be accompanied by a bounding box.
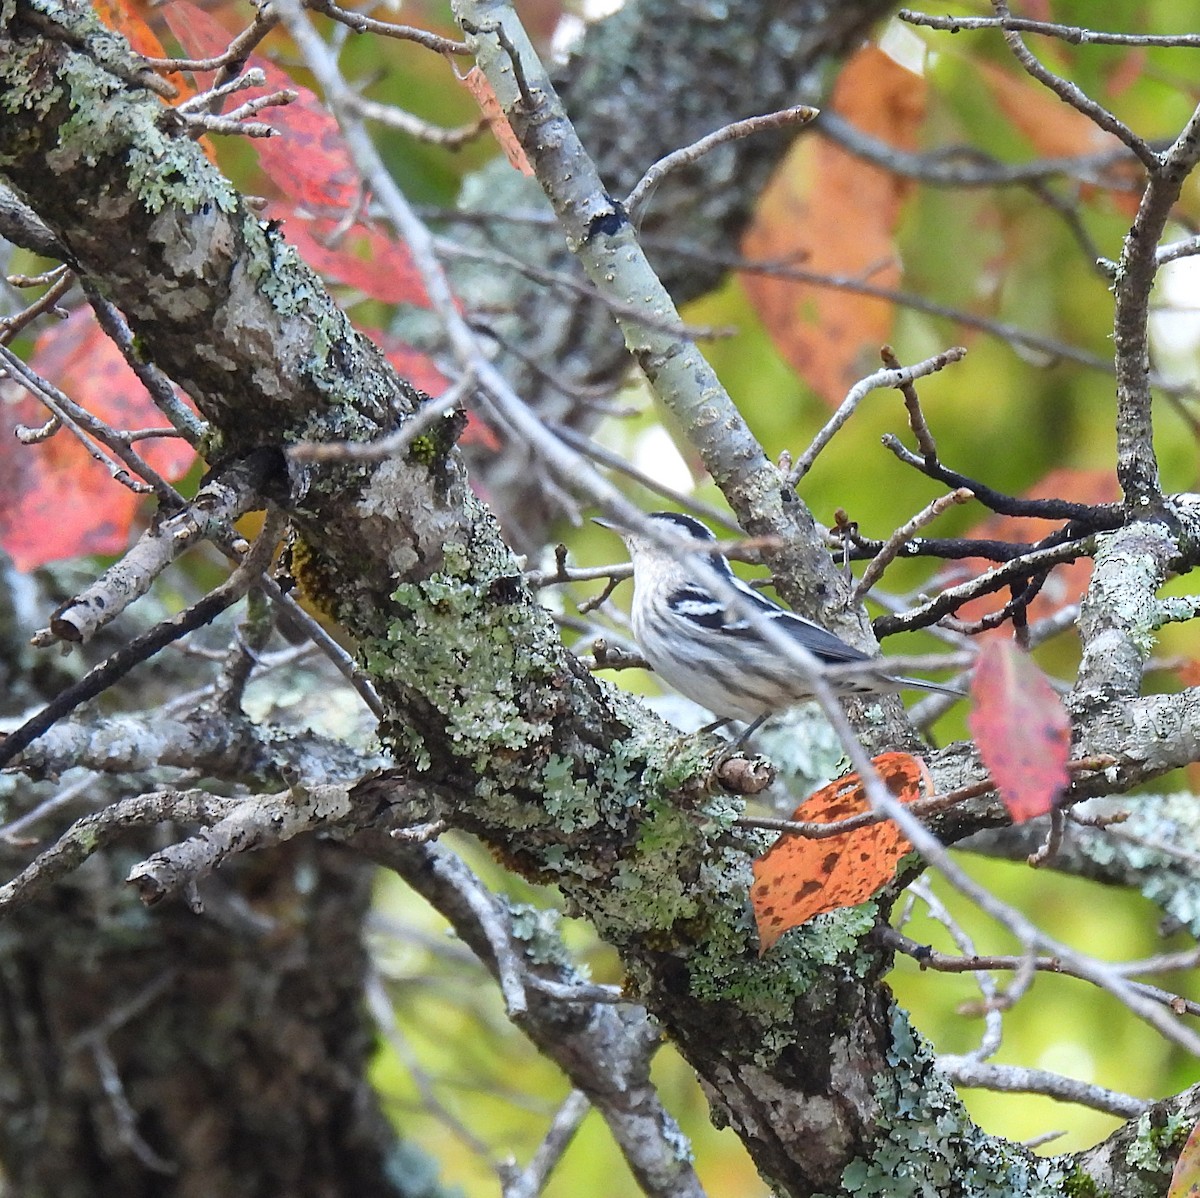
[600,511,961,723]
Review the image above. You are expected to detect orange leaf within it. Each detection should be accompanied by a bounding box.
[92,0,196,104]
[0,309,197,570]
[1169,1118,1200,1198]
[976,61,1140,214]
[969,640,1070,824]
[460,67,534,177]
[741,47,926,405]
[1177,660,1200,689]
[93,0,166,58]
[977,60,1115,161]
[750,751,931,953]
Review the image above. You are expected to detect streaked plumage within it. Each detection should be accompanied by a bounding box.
[603,511,960,723]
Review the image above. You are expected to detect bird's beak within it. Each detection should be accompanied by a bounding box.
[592,517,619,532]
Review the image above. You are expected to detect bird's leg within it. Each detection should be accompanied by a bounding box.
[730,713,769,748]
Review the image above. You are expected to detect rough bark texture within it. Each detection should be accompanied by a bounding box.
[0,839,418,1198]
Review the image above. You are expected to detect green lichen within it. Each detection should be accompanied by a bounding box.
[1150,594,1200,630]
[58,50,237,214]
[407,433,440,466]
[406,405,467,471]
[1126,1109,1189,1172]
[540,752,610,834]
[508,903,573,970]
[686,901,882,1062]
[642,733,715,793]
[0,39,63,127]
[1,2,239,216]
[370,536,560,795]
[834,1004,1073,1197]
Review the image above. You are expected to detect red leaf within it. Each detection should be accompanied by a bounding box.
[163,1,358,212]
[0,309,197,570]
[163,6,450,312]
[750,751,930,952]
[968,640,1070,823]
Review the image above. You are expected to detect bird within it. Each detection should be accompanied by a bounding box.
[598,510,962,726]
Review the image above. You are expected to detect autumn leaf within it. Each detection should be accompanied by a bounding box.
[977,60,1115,159]
[1169,1118,1200,1198]
[0,309,197,570]
[750,752,931,953]
[741,46,926,405]
[932,468,1116,636]
[163,4,441,308]
[976,61,1140,213]
[162,0,360,213]
[460,67,534,176]
[969,640,1070,824]
[92,0,196,103]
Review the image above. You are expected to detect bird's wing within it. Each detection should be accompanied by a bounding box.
[666,583,873,666]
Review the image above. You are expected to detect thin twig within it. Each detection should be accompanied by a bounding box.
[137,8,278,74]
[343,93,485,147]
[1027,808,1066,867]
[259,578,385,721]
[0,772,96,843]
[0,512,285,769]
[0,267,72,343]
[736,756,1117,841]
[503,1090,591,1198]
[547,424,739,532]
[936,1058,1151,1118]
[647,236,1200,395]
[0,790,242,915]
[312,0,471,55]
[875,536,1095,637]
[882,344,938,459]
[0,345,182,504]
[899,9,1200,48]
[816,109,1145,192]
[288,374,474,463]
[625,105,819,225]
[987,0,1159,172]
[851,488,975,602]
[787,347,967,485]
[82,285,208,444]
